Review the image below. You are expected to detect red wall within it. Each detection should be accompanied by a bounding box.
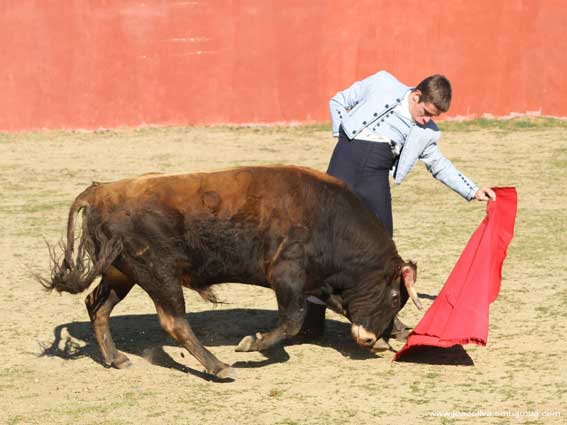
[1,0,566,131]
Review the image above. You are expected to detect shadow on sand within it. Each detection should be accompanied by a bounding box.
[40,308,473,380]
[394,345,474,366]
[40,308,381,380]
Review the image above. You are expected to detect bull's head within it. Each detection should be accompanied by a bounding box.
[349,261,421,352]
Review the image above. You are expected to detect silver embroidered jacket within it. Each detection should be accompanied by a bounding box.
[329,70,478,200]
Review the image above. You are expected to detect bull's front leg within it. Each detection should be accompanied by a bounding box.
[236,258,306,352]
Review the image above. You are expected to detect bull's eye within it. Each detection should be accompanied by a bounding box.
[390,289,400,308]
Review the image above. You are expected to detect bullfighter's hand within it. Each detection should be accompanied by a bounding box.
[474,187,496,202]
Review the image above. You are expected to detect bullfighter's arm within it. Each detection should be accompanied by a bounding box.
[419,140,478,201]
[329,80,366,137]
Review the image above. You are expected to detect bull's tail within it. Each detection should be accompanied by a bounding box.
[38,186,123,294]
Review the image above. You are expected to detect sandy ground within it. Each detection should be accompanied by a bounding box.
[0,123,565,424]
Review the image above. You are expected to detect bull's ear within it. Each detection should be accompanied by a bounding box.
[402,261,417,280]
[384,258,402,282]
[402,261,421,310]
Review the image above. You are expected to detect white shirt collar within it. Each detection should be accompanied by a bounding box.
[395,90,415,123]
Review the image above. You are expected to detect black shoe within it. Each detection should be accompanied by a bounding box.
[390,316,412,342]
[297,301,326,339]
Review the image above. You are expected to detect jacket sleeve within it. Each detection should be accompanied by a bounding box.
[329,80,366,137]
[419,140,478,201]
[328,70,402,137]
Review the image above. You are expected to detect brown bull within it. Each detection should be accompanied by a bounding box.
[41,165,420,379]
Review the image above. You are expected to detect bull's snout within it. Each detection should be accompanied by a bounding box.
[351,324,378,348]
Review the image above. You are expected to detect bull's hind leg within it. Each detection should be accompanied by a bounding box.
[236,258,307,352]
[151,285,235,379]
[85,266,134,368]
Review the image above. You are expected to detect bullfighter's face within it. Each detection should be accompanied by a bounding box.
[409,90,442,125]
[350,262,420,352]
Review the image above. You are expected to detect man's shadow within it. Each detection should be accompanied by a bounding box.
[40,308,473,380]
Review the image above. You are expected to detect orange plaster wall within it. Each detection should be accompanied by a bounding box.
[0,0,565,131]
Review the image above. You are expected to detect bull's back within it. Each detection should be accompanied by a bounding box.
[82,166,346,285]
[88,166,340,219]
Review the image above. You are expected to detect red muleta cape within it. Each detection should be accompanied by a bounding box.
[394,187,517,361]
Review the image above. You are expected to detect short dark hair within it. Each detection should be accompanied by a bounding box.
[414,75,452,112]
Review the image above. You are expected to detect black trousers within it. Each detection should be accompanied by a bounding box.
[300,130,404,340]
[327,127,396,237]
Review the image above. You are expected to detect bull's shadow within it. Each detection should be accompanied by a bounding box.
[41,308,381,380]
[42,308,473,379]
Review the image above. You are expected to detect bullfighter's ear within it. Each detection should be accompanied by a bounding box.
[402,262,422,310]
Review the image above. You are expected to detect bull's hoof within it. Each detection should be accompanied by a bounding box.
[215,366,237,380]
[235,335,257,352]
[111,352,132,369]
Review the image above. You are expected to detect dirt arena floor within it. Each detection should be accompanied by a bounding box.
[1,119,565,424]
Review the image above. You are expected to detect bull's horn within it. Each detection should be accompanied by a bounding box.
[407,284,423,310]
[402,265,422,310]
